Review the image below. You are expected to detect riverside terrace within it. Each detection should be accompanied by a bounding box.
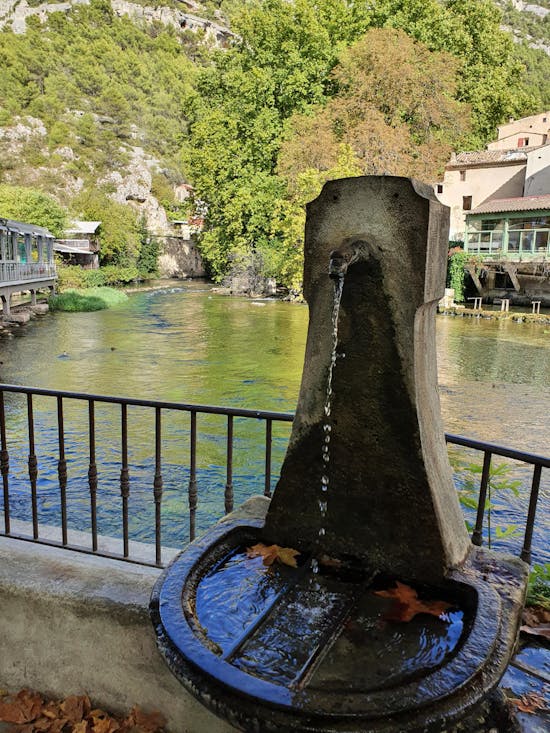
[0,218,57,318]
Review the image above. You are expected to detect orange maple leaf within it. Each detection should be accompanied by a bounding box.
[508,692,548,714]
[246,543,300,567]
[374,581,452,622]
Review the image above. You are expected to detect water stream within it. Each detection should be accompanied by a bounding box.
[315,276,344,565]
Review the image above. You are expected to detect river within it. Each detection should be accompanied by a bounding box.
[0,281,548,563]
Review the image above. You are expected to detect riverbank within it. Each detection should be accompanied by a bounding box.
[439,306,550,326]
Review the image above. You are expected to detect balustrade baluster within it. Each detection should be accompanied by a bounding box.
[154,407,163,566]
[225,415,234,514]
[264,419,273,497]
[88,400,98,552]
[57,396,68,545]
[471,451,492,547]
[27,394,38,539]
[520,464,542,564]
[0,391,10,534]
[188,411,197,541]
[120,404,130,558]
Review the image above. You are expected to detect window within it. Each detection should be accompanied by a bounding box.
[518,137,529,147]
[436,184,443,193]
[462,196,472,211]
[459,170,466,181]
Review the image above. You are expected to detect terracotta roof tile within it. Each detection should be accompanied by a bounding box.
[470,195,550,215]
[448,149,530,167]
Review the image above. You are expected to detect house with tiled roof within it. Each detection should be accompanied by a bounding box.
[435,112,550,303]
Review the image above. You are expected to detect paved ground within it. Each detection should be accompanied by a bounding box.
[0,641,547,732]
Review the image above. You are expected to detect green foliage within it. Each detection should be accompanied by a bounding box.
[455,456,522,549]
[136,221,160,277]
[49,286,128,312]
[71,189,141,265]
[447,249,469,303]
[526,563,550,610]
[57,264,139,290]
[0,185,67,237]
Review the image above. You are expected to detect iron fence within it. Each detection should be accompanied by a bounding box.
[0,383,547,568]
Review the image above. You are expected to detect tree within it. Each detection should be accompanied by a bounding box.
[0,185,67,236]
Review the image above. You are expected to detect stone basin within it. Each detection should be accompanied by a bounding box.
[150,500,527,733]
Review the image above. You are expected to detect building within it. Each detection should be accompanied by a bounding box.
[0,218,57,316]
[436,112,550,241]
[54,221,101,269]
[487,111,550,152]
[463,195,550,302]
[437,111,550,303]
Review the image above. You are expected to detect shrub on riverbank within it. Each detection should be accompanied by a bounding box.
[49,287,128,312]
[57,264,140,290]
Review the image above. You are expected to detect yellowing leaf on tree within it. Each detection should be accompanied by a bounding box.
[246,543,300,567]
[374,581,452,622]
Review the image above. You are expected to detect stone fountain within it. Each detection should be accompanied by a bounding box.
[150,177,528,733]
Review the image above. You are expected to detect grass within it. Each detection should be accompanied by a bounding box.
[49,287,128,312]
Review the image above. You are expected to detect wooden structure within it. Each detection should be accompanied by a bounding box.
[0,218,56,317]
[54,221,101,269]
[464,195,550,303]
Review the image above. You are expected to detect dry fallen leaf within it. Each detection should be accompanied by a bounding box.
[124,706,167,733]
[0,691,165,733]
[374,581,452,622]
[318,554,343,569]
[522,605,550,627]
[520,623,550,639]
[0,689,43,724]
[246,543,300,567]
[60,694,90,724]
[508,692,548,714]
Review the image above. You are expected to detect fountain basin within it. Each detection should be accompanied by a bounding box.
[150,499,528,733]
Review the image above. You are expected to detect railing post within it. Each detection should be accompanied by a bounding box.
[120,404,130,558]
[520,465,542,565]
[0,391,10,534]
[57,396,68,546]
[154,407,163,566]
[88,400,98,552]
[27,394,39,539]
[264,419,273,498]
[188,411,198,541]
[225,415,234,514]
[472,451,492,547]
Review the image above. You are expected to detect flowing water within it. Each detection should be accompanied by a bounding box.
[194,545,465,689]
[0,282,548,561]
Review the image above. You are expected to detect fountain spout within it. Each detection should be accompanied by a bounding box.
[328,239,368,278]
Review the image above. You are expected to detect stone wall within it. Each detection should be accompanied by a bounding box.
[157,236,206,279]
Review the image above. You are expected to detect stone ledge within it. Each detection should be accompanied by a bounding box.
[0,534,238,733]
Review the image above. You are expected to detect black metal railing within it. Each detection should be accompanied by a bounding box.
[0,384,547,568]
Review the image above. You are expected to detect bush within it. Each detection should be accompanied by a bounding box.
[49,287,128,311]
[56,264,139,290]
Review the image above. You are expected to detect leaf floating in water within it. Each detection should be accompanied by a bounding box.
[246,543,300,567]
[508,692,548,714]
[374,581,452,622]
[318,554,343,569]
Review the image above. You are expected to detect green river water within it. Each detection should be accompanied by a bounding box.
[0,281,548,562]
